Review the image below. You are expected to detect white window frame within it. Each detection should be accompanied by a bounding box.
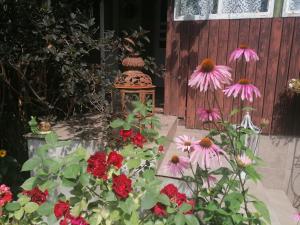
[282,0,300,17]
[174,0,276,21]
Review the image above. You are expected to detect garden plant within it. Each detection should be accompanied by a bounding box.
[0,46,283,225]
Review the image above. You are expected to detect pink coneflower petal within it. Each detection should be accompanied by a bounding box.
[164,155,190,176]
[293,212,300,222]
[174,135,196,152]
[224,79,261,102]
[188,58,232,92]
[197,108,221,122]
[191,137,226,169]
[229,45,259,62]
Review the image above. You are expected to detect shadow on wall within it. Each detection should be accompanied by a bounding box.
[272,90,300,136]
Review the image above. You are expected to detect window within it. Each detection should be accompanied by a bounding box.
[283,0,300,17]
[174,0,275,21]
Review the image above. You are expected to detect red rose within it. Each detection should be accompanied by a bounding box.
[112,174,132,199]
[70,216,89,225]
[152,203,167,217]
[175,192,187,206]
[184,199,195,214]
[119,129,132,141]
[60,217,69,225]
[87,152,107,180]
[23,187,48,205]
[107,151,123,169]
[0,184,12,207]
[160,184,178,199]
[54,200,70,219]
[131,132,146,147]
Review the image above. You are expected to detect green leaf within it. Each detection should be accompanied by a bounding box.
[24,202,39,214]
[127,158,141,170]
[22,157,41,171]
[143,169,155,180]
[253,201,271,224]
[79,173,90,186]
[45,132,58,145]
[63,164,80,179]
[37,202,53,216]
[18,195,30,206]
[14,208,24,220]
[141,192,158,210]
[175,214,186,225]
[185,215,200,225]
[105,191,117,202]
[158,194,170,206]
[5,202,21,212]
[44,158,61,173]
[21,177,37,190]
[110,119,125,128]
[245,166,261,182]
[179,202,192,213]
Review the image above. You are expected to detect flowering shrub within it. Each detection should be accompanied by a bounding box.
[0,47,276,225]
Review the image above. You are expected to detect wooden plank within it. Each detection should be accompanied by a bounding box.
[252,19,272,127]
[262,18,283,134]
[271,18,295,134]
[224,20,240,121]
[194,22,210,129]
[246,19,261,119]
[177,22,190,118]
[186,21,201,128]
[216,20,230,111]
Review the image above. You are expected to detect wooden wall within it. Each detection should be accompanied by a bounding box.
[164,1,300,135]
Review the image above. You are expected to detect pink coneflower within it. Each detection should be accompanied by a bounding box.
[191,137,226,169]
[236,154,252,168]
[197,107,221,122]
[229,44,259,62]
[293,212,300,222]
[174,135,196,152]
[223,78,261,102]
[188,58,232,92]
[165,155,189,176]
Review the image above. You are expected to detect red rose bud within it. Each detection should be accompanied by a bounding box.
[160,184,178,199]
[152,203,167,217]
[87,152,108,180]
[131,132,146,148]
[54,200,70,219]
[23,187,48,205]
[119,129,133,141]
[107,151,123,169]
[112,174,132,199]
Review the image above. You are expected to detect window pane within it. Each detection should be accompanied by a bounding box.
[175,0,218,17]
[289,0,300,10]
[221,0,269,13]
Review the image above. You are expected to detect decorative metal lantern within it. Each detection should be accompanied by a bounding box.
[240,111,261,156]
[114,55,156,115]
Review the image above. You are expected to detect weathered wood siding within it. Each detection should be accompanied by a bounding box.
[164,1,300,135]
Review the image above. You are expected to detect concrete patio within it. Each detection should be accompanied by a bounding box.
[156,113,299,225]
